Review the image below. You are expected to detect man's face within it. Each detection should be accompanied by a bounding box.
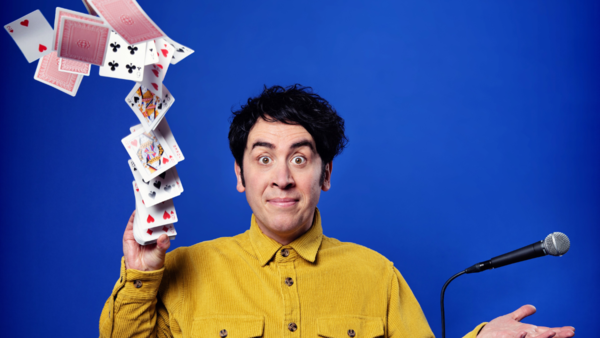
[235,118,332,244]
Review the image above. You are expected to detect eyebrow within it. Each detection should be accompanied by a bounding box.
[251,139,315,152]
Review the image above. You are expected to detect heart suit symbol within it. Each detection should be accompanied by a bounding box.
[152,83,159,91]
[157,64,163,69]
[20,20,29,27]
[161,49,169,57]
[147,215,155,223]
[163,158,169,164]
[163,211,170,220]
[131,140,138,146]
[39,44,47,52]
[152,69,159,77]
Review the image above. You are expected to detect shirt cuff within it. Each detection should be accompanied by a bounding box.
[463,322,487,338]
[114,256,165,300]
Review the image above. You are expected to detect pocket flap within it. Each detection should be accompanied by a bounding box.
[192,315,264,338]
[318,316,384,338]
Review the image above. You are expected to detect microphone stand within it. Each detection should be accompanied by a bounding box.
[440,270,466,338]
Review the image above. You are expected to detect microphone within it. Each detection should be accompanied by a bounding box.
[464,232,570,274]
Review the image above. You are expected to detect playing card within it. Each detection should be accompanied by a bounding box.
[139,38,174,98]
[5,10,53,63]
[58,58,91,76]
[34,51,83,96]
[132,181,176,245]
[82,0,99,16]
[53,8,104,51]
[122,126,178,181]
[57,17,110,66]
[87,0,165,45]
[163,37,194,65]
[156,117,185,162]
[99,30,146,81]
[132,181,178,229]
[144,40,158,65]
[128,159,182,207]
[125,82,174,132]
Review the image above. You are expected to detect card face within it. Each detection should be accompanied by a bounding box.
[82,0,99,16]
[144,40,158,65]
[5,10,53,63]
[122,127,177,181]
[156,117,184,162]
[53,8,104,51]
[128,160,181,207]
[88,0,165,45]
[58,58,91,76]
[140,38,174,98]
[99,30,146,81]
[132,181,178,228]
[163,37,194,65]
[132,181,176,245]
[57,17,110,66]
[125,83,174,132]
[34,51,83,96]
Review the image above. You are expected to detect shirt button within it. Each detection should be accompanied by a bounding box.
[281,248,290,257]
[348,329,356,337]
[285,277,294,286]
[133,280,143,288]
[288,322,297,332]
[219,329,228,337]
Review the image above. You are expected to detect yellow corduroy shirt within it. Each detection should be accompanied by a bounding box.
[100,209,485,337]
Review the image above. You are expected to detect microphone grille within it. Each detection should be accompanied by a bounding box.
[544,232,570,256]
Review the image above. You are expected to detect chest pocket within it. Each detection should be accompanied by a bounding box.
[191,315,264,338]
[317,316,384,338]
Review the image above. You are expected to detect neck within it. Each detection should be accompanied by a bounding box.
[256,213,315,245]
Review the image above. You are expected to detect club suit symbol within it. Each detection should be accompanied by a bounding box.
[126,63,136,74]
[128,46,138,55]
[108,61,119,71]
[110,43,120,52]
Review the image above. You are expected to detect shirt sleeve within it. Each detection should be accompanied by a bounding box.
[387,265,487,338]
[387,266,436,337]
[99,257,173,338]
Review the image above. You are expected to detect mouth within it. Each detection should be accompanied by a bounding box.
[267,198,299,208]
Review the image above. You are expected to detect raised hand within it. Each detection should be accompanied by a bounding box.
[122,210,170,271]
[478,305,575,338]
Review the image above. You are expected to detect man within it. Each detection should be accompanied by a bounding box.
[100,84,575,338]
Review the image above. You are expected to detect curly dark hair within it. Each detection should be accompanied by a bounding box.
[229,84,348,186]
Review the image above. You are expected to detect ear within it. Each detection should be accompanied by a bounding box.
[234,160,245,192]
[321,162,333,192]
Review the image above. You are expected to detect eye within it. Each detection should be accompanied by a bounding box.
[259,156,271,165]
[292,156,306,165]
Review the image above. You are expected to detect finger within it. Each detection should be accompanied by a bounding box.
[156,234,170,253]
[125,210,136,231]
[531,331,556,338]
[511,304,537,322]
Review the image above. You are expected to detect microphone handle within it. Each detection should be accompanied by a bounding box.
[465,241,546,274]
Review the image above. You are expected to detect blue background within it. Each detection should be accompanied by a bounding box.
[1,1,598,337]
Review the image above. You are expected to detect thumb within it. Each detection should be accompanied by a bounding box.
[511,304,537,322]
[147,234,170,269]
[156,234,171,254]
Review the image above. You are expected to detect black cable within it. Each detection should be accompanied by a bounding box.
[441,270,466,338]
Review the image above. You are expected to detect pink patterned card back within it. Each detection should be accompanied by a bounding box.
[57,17,110,66]
[34,51,82,96]
[59,58,91,76]
[89,0,165,45]
[53,8,104,50]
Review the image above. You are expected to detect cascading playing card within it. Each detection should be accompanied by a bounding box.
[58,58,91,76]
[132,181,176,246]
[144,40,158,65]
[128,159,182,207]
[82,0,99,16]
[139,37,174,98]
[53,8,105,51]
[5,10,54,63]
[122,126,177,181]
[132,181,178,229]
[125,82,174,132]
[156,117,185,162]
[57,17,110,66]
[164,37,194,65]
[99,30,146,81]
[87,0,165,45]
[34,51,83,96]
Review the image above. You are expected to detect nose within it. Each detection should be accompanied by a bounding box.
[272,160,294,189]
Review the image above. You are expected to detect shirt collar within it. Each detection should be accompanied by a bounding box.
[249,208,324,266]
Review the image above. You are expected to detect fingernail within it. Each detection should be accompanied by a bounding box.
[520,333,527,338]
